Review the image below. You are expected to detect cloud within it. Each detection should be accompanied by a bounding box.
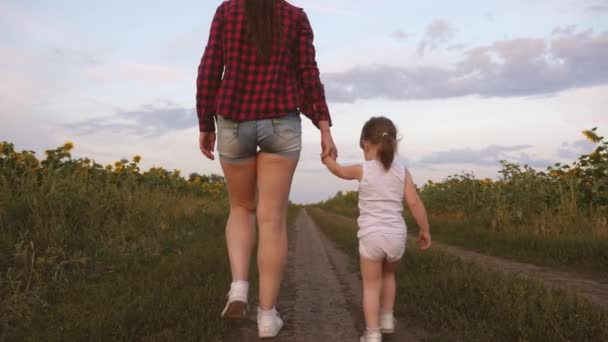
[323,29,608,103]
[49,45,99,66]
[419,144,553,167]
[84,63,185,83]
[552,25,578,36]
[291,1,357,17]
[557,139,597,159]
[68,102,196,137]
[417,19,456,56]
[447,43,468,51]
[391,30,409,41]
[587,0,608,12]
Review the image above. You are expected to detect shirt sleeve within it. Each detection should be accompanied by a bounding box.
[196,4,225,133]
[295,10,332,129]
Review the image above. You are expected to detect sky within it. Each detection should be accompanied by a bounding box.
[1,0,607,203]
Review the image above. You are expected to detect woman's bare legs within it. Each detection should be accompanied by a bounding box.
[256,152,298,310]
[220,159,257,282]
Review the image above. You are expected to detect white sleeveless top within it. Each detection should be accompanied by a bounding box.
[357,160,407,238]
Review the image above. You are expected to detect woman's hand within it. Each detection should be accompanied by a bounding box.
[200,132,216,160]
[318,120,337,160]
[418,230,432,251]
[321,131,337,160]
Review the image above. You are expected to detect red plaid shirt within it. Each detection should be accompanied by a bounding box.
[196,0,332,132]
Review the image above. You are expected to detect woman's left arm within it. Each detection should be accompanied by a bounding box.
[196,4,225,134]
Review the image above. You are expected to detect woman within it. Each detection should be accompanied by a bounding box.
[196,0,336,338]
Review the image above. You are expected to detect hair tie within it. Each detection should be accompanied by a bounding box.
[382,132,389,137]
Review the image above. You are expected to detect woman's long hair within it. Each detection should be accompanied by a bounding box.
[245,0,279,64]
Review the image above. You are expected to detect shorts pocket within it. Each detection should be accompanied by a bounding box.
[217,116,239,143]
[272,114,302,140]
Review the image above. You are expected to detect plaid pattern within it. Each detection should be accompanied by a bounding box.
[196,0,332,132]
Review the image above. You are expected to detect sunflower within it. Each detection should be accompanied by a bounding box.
[582,130,601,144]
[63,141,75,151]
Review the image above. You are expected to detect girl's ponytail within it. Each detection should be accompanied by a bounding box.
[360,117,398,171]
[378,133,396,171]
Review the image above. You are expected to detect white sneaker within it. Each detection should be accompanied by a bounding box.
[220,283,248,320]
[360,330,382,342]
[257,308,284,339]
[380,313,395,334]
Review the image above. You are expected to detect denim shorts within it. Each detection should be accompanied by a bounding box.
[216,112,302,162]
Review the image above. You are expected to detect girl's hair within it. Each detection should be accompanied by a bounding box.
[245,0,279,64]
[360,117,398,171]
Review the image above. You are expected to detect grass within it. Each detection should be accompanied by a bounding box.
[308,207,608,342]
[2,194,232,342]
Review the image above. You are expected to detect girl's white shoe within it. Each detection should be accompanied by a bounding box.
[360,330,382,342]
[380,312,395,334]
[257,308,284,339]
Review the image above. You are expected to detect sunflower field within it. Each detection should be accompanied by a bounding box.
[0,141,230,340]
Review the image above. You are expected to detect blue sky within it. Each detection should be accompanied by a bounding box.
[1,0,607,202]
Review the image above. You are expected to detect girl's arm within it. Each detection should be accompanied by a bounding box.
[404,169,432,250]
[322,156,362,181]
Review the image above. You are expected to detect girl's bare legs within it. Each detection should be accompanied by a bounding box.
[381,260,400,314]
[256,152,298,310]
[360,256,384,331]
[220,159,257,283]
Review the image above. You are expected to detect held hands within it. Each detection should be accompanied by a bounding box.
[320,130,338,161]
[418,230,432,251]
[200,132,216,160]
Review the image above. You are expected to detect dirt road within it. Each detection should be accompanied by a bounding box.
[222,209,431,341]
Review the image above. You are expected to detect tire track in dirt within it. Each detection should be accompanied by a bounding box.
[432,241,608,308]
[221,209,432,341]
[315,208,608,310]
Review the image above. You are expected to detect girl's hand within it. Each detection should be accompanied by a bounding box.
[418,230,432,251]
[200,132,216,160]
[321,154,334,166]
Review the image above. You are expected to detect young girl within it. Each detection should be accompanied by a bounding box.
[322,117,432,342]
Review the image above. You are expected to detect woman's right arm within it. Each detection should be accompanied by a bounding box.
[196,4,225,134]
